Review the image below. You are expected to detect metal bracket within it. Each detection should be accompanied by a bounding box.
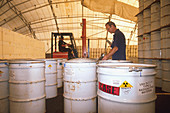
[129,67,142,72]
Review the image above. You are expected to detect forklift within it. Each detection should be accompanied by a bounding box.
[51,32,78,59]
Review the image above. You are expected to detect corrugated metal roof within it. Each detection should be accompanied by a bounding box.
[0,0,138,45]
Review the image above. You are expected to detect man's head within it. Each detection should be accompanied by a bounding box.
[105,21,117,33]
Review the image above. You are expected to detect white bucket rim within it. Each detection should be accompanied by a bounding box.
[99,60,132,63]
[9,60,45,64]
[66,58,96,63]
[97,63,156,68]
[36,58,58,61]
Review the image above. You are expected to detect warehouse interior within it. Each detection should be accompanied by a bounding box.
[0,0,170,113]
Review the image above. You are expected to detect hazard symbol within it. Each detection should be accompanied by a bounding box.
[0,70,3,74]
[0,70,3,77]
[120,81,133,88]
[48,65,52,68]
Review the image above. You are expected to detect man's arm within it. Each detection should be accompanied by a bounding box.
[102,46,118,60]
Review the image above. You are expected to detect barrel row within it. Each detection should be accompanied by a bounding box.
[138,0,170,35]
[138,58,170,92]
[138,1,170,60]
[63,59,157,113]
[0,58,67,113]
[138,27,170,59]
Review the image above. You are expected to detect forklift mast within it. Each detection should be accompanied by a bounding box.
[51,32,78,58]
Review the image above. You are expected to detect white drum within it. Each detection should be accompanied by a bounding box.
[97,63,157,113]
[151,2,160,31]
[150,31,161,58]
[143,9,151,33]
[160,0,170,7]
[162,60,170,92]
[143,34,151,52]
[151,31,161,41]
[0,61,9,113]
[151,40,161,50]
[161,48,170,59]
[155,70,162,88]
[144,59,152,64]
[98,60,132,64]
[161,27,170,39]
[161,38,170,49]
[38,59,58,99]
[144,0,153,9]
[9,60,46,113]
[160,2,170,27]
[138,58,144,63]
[143,42,151,50]
[63,58,97,113]
[139,0,144,12]
[151,49,162,58]
[137,14,144,36]
[138,50,144,58]
[56,58,64,88]
[143,20,151,33]
[138,28,144,36]
[161,27,170,58]
[143,50,151,58]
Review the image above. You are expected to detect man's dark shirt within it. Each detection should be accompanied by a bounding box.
[59,40,67,52]
[111,29,126,60]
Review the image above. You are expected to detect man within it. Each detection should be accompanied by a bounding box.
[102,21,126,60]
[58,36,73,59]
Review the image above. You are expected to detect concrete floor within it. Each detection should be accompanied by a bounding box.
[46,87,170,113]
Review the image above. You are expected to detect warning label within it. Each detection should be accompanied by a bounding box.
[0,70,3,77]
[99,82,120,96]
[48,65,52,68]
[120,81,133,88]
[0,70,3,74]
[138,80,154,95]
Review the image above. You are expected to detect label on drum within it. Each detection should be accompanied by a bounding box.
[0,70,3,77]
[99,82,120,96]
[112,80,120,85]
[48,64,52,68]
[120,81,133,88]
[120,81,133,95]
[138,80,154,95]
[64,69,75,76]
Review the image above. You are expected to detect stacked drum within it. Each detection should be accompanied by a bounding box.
[9,60,46,113]
[161,27,170,59]
[152,60,162,88]
[143,34,151,58]
[160,0,170,92]
[143,8,151,33]
[0,61,9,113]
[151,31,161,58]
[63,58,97,113]
[160,0,170,27]
[162,60,170,92]
[151,2,160,31]
[137,14,143,36]
[138,36,144,58]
